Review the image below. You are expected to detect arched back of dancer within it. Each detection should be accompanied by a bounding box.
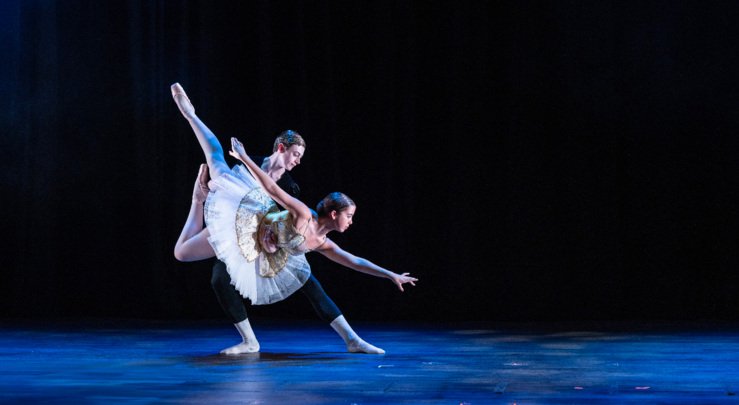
[171,83,417,354]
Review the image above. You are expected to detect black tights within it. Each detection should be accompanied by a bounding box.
[210,260,342,324]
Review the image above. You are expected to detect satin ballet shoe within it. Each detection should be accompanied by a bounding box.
[170,82,195,119]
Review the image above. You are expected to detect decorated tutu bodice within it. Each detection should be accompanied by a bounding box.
[260,210,308,255]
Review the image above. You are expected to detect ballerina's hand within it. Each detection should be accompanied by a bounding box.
[228,137,247,162]
[392,272,418,292]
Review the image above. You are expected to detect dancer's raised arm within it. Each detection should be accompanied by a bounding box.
[228,137,313,224]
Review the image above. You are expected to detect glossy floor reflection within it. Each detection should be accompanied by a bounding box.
[1,319,739,404]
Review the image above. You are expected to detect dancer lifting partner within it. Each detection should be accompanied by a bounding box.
[171,82,417,354]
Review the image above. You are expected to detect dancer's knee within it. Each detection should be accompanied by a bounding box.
[174,246,195,262]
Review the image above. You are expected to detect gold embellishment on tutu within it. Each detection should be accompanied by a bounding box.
[260,248,289,278]
[235,188,276,262]
[235,188,291,278]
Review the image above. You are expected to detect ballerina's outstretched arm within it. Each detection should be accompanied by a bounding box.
[174,164,216,262]
[315,239,418,292]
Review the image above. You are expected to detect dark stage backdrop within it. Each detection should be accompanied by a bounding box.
[2,1,738,323]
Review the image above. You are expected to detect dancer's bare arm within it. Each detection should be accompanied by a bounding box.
[228,137,313,223]
[316,239,418,292]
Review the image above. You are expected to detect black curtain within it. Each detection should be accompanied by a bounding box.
[2,0,738,322]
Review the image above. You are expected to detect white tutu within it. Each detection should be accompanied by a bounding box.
[204,165,311,305]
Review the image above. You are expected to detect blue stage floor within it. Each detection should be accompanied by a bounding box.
[1,319,739,404]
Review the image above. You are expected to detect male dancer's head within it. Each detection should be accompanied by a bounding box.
[262,130,306,180]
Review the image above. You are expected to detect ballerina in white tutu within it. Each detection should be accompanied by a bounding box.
[171,82,417,353]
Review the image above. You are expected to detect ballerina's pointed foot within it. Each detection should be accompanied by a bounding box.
[170,82,195,119]
[197,163,210,190]
[347,338,385,354]
[220,341,260,355]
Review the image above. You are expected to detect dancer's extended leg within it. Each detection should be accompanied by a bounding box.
[330,315,385,354]
[299,278,382,353]
[170,83,230,179]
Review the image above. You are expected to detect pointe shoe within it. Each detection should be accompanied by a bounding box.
[192,164,210,202]
[197,164,210,192]
[170,82,195,119]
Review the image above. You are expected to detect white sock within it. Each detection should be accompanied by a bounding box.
[220,318,260,355]
[330,315,385,354]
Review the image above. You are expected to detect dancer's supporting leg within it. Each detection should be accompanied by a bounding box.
[224,318,260,354]
[211,260,260,354]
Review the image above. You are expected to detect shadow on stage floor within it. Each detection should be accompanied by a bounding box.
[2,318,739,404]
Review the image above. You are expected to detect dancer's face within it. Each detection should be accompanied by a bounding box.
[333,206,356,233]
[278,144,305,171]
